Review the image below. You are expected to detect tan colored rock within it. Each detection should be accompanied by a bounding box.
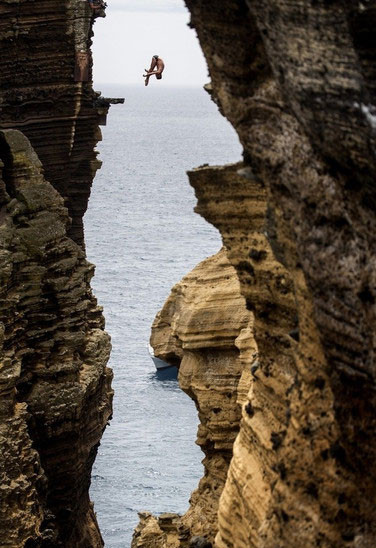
[176,2,376,546]
[132,513,181,548]
[189,163,339,547]
[133,249,255,546]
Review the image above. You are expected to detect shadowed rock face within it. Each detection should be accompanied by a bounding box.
[0,129,112,547]
[0,0,104,248]
[183,1,376,546]
[0,2,114,546]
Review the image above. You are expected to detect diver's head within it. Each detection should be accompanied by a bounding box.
[153,55,159,59]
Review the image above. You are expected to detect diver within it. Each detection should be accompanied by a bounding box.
[143,55,165,86]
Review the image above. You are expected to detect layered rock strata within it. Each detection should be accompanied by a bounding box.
[0,129,112,546]
[0,2,116,546]
[0,0,117,248]
[182,2,376,546]
[137,2,376,547]
[132,250,255,547]
[190,163,336,547]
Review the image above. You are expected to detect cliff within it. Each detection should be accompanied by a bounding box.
[136,2,376,547]
[133,249,255,547]
[0,2,118,546]
[0,0,120,248]
[184,2,376,545]
[189,163,332,547]
[3,1,376,547]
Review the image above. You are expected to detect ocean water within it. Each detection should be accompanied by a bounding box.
[85,84,242,547]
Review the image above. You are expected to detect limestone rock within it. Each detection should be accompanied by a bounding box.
[0,129,112,546]
[189,163,336,548]
[0,0,119,248]
[0,1,120,544]
[133,249,255,546]
[132,512,181,548]
[183,2,376,546]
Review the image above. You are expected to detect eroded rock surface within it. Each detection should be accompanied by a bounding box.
[137,2,376,547]
[0,129,112,547]
[0,2,115,546]
[133,250,255,547]
[190,163,338,547]
[182,2,376,546]
[0,0,110,248]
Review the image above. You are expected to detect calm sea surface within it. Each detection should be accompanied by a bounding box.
[85,84,242,547]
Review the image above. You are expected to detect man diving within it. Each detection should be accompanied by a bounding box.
[143,55,165,86]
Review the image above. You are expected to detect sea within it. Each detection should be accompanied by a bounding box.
[85,84,242,547]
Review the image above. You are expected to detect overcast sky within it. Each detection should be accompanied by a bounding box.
[92,0,209,86]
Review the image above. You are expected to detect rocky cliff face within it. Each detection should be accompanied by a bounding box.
[189,163,336,547]
[3,1,376,547]
[0,2,115,546]
[154,249,255,544]
[0,0,110,248]
[186,2,376,546]
[137,2,376,547]
[0,129,112,547]
[133,250,255,547]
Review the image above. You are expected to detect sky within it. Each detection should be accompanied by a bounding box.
[92,0,209,86]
